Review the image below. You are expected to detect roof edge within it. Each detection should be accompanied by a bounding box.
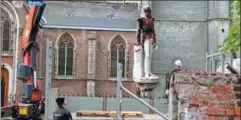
[41,24,137,32]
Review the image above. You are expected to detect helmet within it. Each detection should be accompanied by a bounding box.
[174,60,182,67]
[143,5,151,12]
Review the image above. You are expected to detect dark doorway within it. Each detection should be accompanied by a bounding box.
[1,76,5,107]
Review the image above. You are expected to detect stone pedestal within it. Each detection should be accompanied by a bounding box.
[133,45,159,97]
[134,77,158,97]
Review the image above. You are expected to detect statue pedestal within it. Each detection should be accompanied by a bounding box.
[133,45,159,97]
[134,77,159,97]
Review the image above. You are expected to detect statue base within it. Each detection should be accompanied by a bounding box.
[134,77,159,97]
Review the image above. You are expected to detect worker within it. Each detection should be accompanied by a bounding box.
[53,97,73,120]
[166,60,182,120]
[166,60,182,96]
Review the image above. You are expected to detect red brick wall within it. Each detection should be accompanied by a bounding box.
[36,79,137,97]
[172,69,240,120]
[12,3,138,99]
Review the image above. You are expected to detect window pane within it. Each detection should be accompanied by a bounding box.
[111,50,117,59]
[119,59,125,77]
[2,20,10,52]
[111,60,117,77]
[119,51,125,59]
[66,42,73,75]
[58,42,65,75]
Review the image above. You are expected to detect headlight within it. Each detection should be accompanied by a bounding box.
[19,107,28,116]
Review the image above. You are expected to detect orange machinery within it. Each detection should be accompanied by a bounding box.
[13,2,46,120]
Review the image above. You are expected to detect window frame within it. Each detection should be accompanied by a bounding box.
[1,8,15,56]
[108,35,128,80]
[56,33,75,79]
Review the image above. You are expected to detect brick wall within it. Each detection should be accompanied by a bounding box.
[15,28,138,97]
[170,69,240,120]
[37,79,137,97]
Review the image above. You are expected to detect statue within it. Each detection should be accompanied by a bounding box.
[133,6,158,80]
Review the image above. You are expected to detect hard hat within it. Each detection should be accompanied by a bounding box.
[174,60,182,66]
[143,5,151,12]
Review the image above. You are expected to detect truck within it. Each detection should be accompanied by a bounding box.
[11,2,46,120]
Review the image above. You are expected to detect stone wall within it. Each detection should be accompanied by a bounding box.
[170,69,240,120]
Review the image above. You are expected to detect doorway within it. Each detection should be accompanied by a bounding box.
[1,67,9,106]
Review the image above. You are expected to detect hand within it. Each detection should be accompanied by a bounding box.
[152,42,156,48]
[135,41,141,46]
[165,89,169,95]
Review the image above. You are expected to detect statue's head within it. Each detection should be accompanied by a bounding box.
[143,6,152,18]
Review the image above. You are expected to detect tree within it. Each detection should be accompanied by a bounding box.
[219,1,240,57]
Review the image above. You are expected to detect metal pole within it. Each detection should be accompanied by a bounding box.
[117,63,123,120]
[211,50,215,72]
[207,52,222,58]
[121,84,168,120]
[45,39,53,120]
[0,0,2,118]
[115,43,122,120]
[230,54,233,67]
[205,52,208,71]
[221,54,225,73]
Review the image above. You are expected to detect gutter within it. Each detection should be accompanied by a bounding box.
[41,24,137,32]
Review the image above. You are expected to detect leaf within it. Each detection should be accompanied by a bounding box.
[219,1,240,56]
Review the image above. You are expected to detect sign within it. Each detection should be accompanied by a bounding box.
[27,0,44,6]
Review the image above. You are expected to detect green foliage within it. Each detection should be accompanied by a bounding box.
[219,1,240,56]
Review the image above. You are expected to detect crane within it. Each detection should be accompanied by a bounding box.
[11,1,46,120]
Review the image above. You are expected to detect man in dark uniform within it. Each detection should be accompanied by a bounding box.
[53,97,73,120]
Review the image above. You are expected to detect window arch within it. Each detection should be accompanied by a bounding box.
[57,33,74,77]
[110,35,126,77]
[1,8,14,54]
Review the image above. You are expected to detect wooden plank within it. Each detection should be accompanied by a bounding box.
[76,110,110,117]
[109,111,143,118]
[76,110,143,118]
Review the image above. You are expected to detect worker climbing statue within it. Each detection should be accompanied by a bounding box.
[133,5,158,79]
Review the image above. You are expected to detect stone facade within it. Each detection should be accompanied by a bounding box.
[169,69,240,120]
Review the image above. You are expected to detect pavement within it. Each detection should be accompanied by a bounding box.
[1,114,167,120]
[71,113,166,120]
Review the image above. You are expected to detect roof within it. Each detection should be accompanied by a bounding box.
[41,1,140,31]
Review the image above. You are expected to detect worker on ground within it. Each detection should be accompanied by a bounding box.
[53,97,73,120]
[166,60,182,97]
[166,60,182,119]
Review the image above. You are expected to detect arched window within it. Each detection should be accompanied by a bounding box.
[58,33,74,77]
[1,9,13,54]
[110,35,126,77]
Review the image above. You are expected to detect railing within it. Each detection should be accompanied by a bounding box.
[116,63,168,120]
[205,50,230,73]
[1,105,13,118]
